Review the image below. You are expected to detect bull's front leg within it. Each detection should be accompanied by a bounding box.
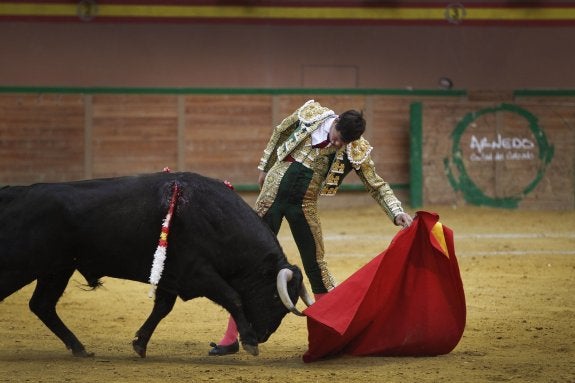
[204,283,259,356]
[132,287,177,358]
[227,302,259,356]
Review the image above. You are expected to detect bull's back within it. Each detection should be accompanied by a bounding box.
[0,174,167,278]
[1,172,284,286]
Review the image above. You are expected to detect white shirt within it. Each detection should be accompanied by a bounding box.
[311,115,337,146]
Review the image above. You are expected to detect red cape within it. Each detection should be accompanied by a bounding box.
[303,211,466,362]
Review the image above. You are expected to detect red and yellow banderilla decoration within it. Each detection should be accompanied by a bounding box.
[148,181,180,298]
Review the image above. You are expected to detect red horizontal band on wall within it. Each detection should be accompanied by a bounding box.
[1,1,575,25]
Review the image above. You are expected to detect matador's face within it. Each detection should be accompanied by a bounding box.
[329,119,348,148]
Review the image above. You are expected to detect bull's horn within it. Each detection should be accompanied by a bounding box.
[299,283,315,307]
[276,269,305,317]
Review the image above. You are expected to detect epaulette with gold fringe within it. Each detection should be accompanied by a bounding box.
[346,138,373,169]
[297,100,335,125]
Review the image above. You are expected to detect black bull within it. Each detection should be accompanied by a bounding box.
[0,172,309,357]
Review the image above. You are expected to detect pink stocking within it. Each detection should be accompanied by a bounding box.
[218,315,238,346]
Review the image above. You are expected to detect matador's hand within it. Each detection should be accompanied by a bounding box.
[394,212,413,228]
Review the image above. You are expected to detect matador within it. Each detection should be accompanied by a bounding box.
[209,99,412,356]
[255,99,411,294]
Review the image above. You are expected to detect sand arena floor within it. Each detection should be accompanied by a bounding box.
[1,205,574,383]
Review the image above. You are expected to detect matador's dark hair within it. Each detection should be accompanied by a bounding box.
[335,110,366,143]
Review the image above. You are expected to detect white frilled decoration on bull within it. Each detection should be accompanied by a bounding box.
[148,181,180,298]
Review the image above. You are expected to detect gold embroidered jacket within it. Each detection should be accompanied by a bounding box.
[257,100,405,221]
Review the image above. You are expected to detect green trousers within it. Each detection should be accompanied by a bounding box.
[256,161,335,294]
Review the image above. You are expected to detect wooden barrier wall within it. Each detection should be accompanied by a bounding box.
[0,91,438,188]
[0,89,573,210]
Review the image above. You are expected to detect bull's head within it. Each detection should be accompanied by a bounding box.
[239,264,313,354]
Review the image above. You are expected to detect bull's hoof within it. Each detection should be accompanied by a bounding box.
[132,339,147,358]
[241,343,259,356]
[72,349,95,357]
